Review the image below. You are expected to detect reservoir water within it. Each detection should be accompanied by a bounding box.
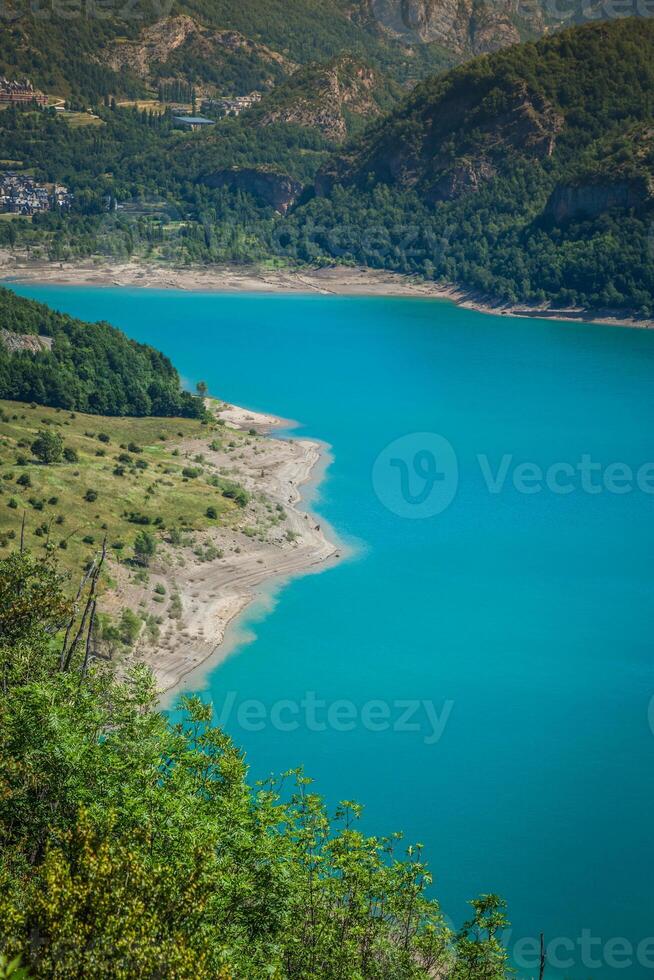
[13,284,654,978]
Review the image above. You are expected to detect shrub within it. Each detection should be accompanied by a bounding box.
[63,447,79,464]
[16,474,31,488]
[206,506,218,520]
[84,489,98,503]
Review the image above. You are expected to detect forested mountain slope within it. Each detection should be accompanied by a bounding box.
[299,17,654,314]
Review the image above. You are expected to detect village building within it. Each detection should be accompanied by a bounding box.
[200,93,262,117]
[0,172,71,215]
[0,77,47,106]
[172,115,216,131]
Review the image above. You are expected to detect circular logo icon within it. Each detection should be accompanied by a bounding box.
[372,432,458,519]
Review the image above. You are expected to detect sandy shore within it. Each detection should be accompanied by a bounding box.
[106,401,342,696]
[1,251,652,328]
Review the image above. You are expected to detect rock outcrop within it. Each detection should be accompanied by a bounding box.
[317,79,564,202]
[105,15,295,87]
[363,0,544,54]
[0,330,53,354]
[259,57,392,142]
[544,178,651,223]
[202,169,303,213]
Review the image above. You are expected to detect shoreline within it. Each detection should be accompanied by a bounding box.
[131,401,344,698]
[1,252,652,329]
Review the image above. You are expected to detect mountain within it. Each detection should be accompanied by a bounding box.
[317,17,654,198]
[300,17,654,315]
[3,0,645,106]
[0,0,453,104]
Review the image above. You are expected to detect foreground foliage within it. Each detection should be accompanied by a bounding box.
[0,550,511,978]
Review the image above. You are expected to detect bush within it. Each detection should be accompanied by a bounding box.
[206,506,218,520]
[84,489,98,503]
[63,447,79,464]
[16,474,31,488]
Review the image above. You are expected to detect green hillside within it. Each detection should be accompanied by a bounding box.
[0,287,205,417]
[299,18,654,314]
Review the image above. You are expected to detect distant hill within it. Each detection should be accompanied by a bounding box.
[300,17,654,315]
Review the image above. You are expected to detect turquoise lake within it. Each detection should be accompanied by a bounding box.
[12,284,654,978]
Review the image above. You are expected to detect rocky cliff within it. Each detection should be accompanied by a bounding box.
[0,330,53,354]
[258,57,400,142]
[361,0,545,54]
[202,168,303,213]
[545,177,651,222]
[105,15,295,94]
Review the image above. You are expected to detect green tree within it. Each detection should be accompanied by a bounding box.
[452,894,511,979]
[133,529,156,566]
[31,429,63,464]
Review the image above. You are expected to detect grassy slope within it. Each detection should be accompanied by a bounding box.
[0,400,240,579]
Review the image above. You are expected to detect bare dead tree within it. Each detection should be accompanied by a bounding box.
[60,538,106,673]
[59,558,97,670]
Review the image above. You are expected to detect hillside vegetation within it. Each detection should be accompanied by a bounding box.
[300,18,654,314]
[0,288,205,417]
[0,399,233,571]
[0,545,512,979]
